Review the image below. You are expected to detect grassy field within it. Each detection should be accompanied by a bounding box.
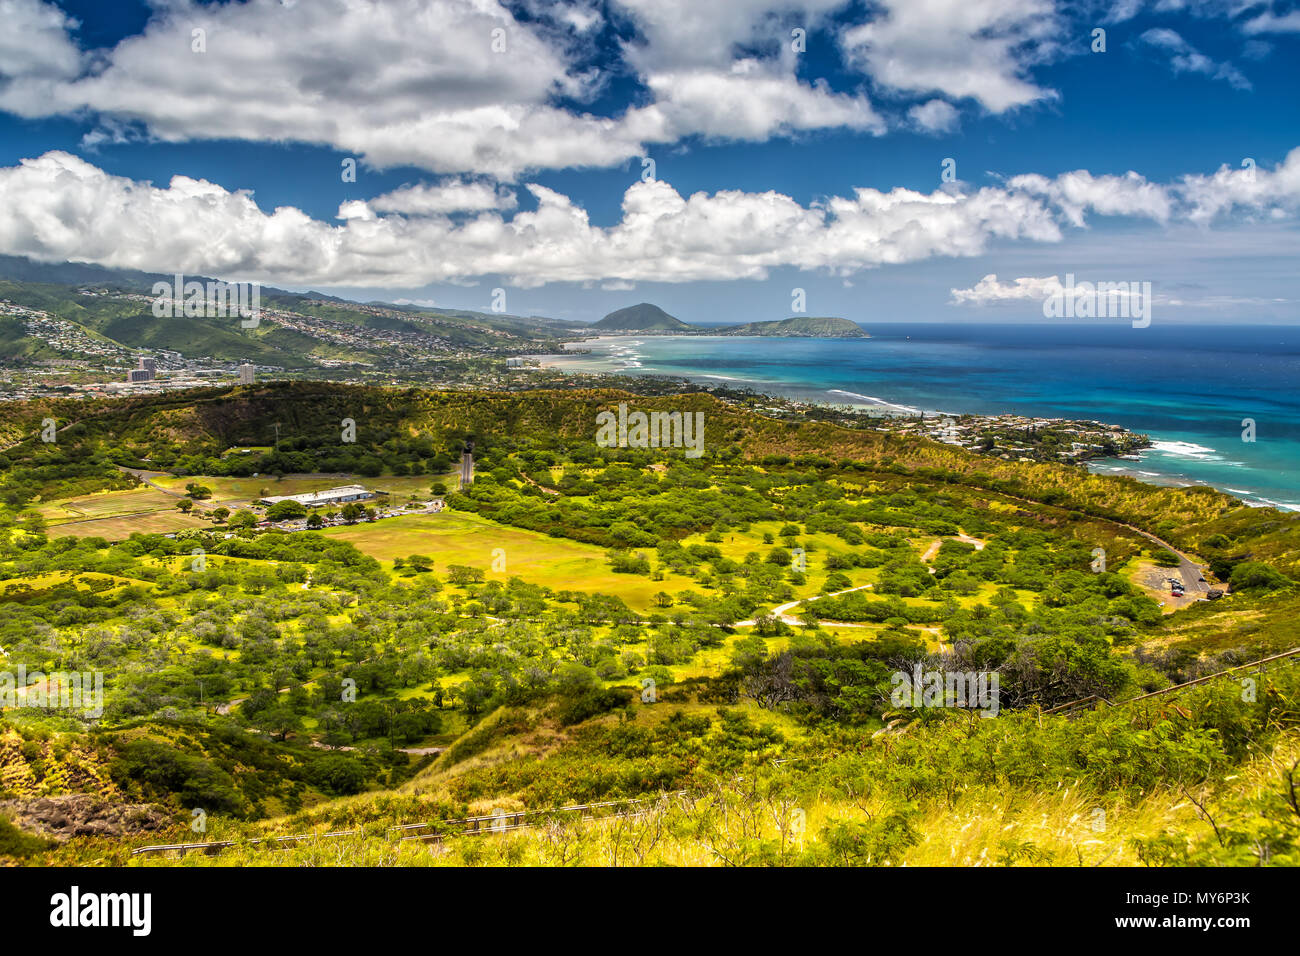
[51,510,208,539]
[36,487,179,525]
[321,511,688,610]
[322,511,908,615]
[37,470,453,539]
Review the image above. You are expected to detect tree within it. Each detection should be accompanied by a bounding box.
[406,554,434,572]
[340,503,363,524]
[260,703,303,741]
[211,507,230,523]
[176,498,194,514]
[265,500,308,522]
[1229,561,1292,592]
[228,509,257,530]
[306,513,323,529]
[446,564,484,585]
[306,755,368,795]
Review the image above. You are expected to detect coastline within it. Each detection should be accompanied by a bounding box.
[529,334,1300,513]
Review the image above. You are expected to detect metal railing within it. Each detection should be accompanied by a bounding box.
[132,792,688,857]
[1042,645,1300,716]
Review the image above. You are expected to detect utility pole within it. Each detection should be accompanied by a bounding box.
[272,422,281,450]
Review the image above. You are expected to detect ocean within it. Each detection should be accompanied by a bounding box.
[537,323,1300,511]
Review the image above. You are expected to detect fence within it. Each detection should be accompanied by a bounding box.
[1042,645,1300,716]
[132,791,688,858]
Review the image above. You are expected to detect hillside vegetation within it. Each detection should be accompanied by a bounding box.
[717,316,867,337]
[0,382,1295,867]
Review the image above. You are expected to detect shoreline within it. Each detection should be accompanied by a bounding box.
[530,338,1300,513]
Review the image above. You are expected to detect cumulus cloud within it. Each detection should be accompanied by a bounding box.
[0,0,1084,177]
[908,99,960,133]
[0,0,643,178]
[1006,169,1175,226]
[949,273,1066,304]
[2,149,1297,289]
[0,0,888,178]
[643,64,883,140]
[0,0,82,88]
[368,180,519,215]
[841,0,1062,112]
[1179,154,1300,223]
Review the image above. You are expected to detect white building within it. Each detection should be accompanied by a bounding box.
[238,363,255,384]
[258,484,375,508]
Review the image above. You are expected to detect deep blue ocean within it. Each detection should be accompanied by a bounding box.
[540,324,1300,511]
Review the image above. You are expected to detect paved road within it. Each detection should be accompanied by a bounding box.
[115,466,185,497]
[1122,524,1211,595]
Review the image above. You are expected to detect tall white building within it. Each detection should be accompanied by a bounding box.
[238,363,255,384]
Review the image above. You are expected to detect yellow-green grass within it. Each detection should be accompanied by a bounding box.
[36,487,180,525]
[50,510,208,539]
[184,720,1295,869]
[0,570,149,593]
[1123,557,1196,615]
[322,511,700,611]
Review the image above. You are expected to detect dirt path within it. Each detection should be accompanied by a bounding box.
[921,532,986,564]
[309,740,444,756]
[736,583,874,627]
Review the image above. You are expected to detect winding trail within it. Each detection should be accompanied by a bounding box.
[735,583,874,628]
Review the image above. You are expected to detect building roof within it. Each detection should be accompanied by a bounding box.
[259,484,374,506]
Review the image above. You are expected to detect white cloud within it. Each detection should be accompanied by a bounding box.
[1241,9,1300,34]
[1,148,1297,289]
[1006,169,1174,226]
[908,99,960,133]
[841,0,1062,113]
[0,0,1079,176]
[643,63,883,140]
[1139,27,1251,89]
[0,0,642,179]
[368,180,518,215]
[949,273,1065,304]
[0,0,886,178]
[1180,154,1300,223]
[0,0,82,88]
[952,274,1294,309]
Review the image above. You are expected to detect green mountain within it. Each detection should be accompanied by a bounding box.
[591,302,692,332]
[0,257,580,367]
[587,304,866,337]
[718,316,867,337]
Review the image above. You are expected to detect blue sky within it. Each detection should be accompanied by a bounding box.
[0,0,1296,324]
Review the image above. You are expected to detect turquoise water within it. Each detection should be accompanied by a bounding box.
[540,324,1300,511]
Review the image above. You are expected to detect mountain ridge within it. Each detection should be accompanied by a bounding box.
[590,303,866,337]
